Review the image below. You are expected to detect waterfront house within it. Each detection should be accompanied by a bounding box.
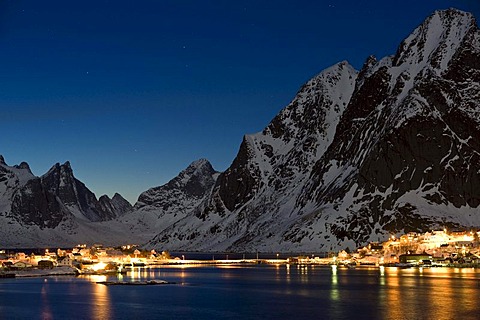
[58,256,74,267]
[399,253,432,265]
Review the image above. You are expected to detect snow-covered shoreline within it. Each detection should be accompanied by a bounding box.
[8,266,79,278]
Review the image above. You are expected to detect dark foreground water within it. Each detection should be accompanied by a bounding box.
[1,265,479,319]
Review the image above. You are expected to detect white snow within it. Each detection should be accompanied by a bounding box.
[2,10,479,253]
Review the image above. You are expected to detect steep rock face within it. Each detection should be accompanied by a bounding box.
[146,9,480,252]
[118,159,219,239]
[0,157,49,226]
[299,9,480,246]
[11,178,68,229]
[217,62,357,212]
[97,193,133,220]
[147,62,358,251]
[135,159,217,210]
[3,9,479,251]
[0,156,136,247]
[41,162,114,222]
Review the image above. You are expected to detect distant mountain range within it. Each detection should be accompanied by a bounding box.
[0,157,138,247]
[1,9,479,251]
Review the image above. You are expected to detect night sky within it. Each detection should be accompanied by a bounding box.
[1,0,479,204]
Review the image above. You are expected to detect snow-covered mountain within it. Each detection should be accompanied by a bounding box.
[117,159,219,241]
[2,9,479,252]
[297,8,480,248]
[144,9,480,252]
[0,156,136,247]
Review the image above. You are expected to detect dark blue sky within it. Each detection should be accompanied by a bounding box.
[1,0,479,203]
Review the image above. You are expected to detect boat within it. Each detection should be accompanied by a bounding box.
[96,280,172,286]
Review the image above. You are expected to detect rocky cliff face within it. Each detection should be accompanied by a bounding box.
[2,9,478,252]
[299,8,480,247]
[0,157,134,247]
[147,61,359,251]
[40,162,107,222]
[135,159,218,210]
[118,159,219,240]
[145,9,480,252]
[97,193,133,220]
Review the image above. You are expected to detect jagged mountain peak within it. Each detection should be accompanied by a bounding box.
[99,192,131,205]
[297,7,480,246]
[14,162,32,174]
[112,192,129,203]
[97,193,133,218]
[0,155,33,176]
[42,162,75,191]
[99,194,110,201]
[0,155,141,246]
[38,160,127,222]
[263,60,357,141]
[178,158,217,187]
[0,156,36,189]
[2,10,479,251]
[45,161,73,177]
[144,9,480,252]
[345,7,480,134]
[181,158,216,177]
[393,8,476,70]
[59,161,73,171]
[135,159,218,209]
[188,158,211,168]
[213,60,358,212]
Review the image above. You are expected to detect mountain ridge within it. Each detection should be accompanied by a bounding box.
[1,8,479,252]
[144,8,480,252]
[0,156,135,247]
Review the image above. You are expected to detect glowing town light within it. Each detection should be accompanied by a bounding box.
[92,262,107,272]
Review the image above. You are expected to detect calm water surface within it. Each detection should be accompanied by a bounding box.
[1,265,479,319]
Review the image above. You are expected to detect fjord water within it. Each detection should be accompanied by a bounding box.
[1,265,479,319]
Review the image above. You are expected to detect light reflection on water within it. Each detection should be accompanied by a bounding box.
[91,277,111,320]
[40,279,53,320]
[0,265,479,319]
[330,265,339,302]
[379,267,480,320]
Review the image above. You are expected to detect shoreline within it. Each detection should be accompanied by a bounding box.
[2,260,480,279]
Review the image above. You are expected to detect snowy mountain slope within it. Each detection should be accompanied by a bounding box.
[118,159,219,240]
[2,9,479,252]
[0,156,136,248]
[298,8,480,247]
[0,156,35,213]
[146,61,359,251]
[0,215,146,249]
[0,157,69,229]
[145,9,480,252]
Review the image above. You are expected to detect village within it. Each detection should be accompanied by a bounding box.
[0,244,175,277]
[300,228,480,267]
[1,229,480,278]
